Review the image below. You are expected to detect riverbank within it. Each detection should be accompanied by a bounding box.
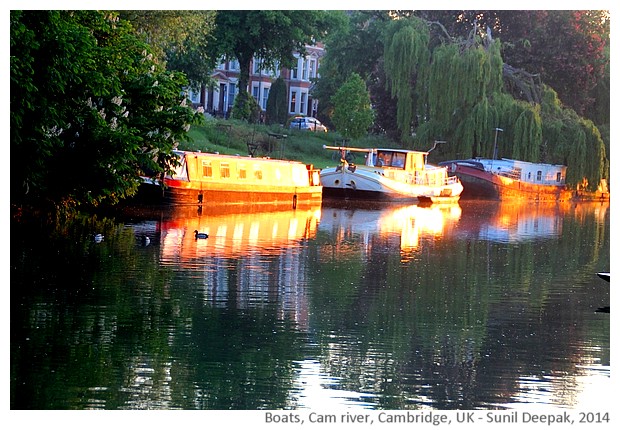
[179,117,399,170]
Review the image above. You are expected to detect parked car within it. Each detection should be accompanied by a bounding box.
[288,116,328,132]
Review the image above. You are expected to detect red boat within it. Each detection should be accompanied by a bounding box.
[440,158,572,201]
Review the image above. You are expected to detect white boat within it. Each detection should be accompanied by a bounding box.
[320,145,463,204]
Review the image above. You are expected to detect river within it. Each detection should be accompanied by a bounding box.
[11,199,610,412]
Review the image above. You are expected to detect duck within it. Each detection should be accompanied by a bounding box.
[94,233,104,243]
[194,230,209,239]
[141,236,151,246]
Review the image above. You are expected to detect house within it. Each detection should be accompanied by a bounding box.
[189,43,324,120]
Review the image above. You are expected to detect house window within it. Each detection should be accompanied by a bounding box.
[252,85,260,103]
[302,60,308,80]
[230,60,239,71]
[300,92,307,115]
[220,162,231,179]
[202,161,213,178]
[309,59,316,78]
[537,170,542,181]
[291,58,299,79]
[253,59,261,74]
[228,84,236,108]
[262,87,269,110]
[290,91,297,113]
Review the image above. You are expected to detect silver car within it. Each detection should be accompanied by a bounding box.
[289,116,328,132]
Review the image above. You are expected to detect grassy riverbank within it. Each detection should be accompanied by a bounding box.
[179,117,398,169]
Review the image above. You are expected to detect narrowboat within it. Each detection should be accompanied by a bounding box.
[439,158,573,201]
[140,150,323,209]
[319,145,463,204]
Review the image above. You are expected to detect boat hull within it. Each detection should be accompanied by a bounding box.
[320,166,463,204]
[140,178,322,209]
[449,163,572,201]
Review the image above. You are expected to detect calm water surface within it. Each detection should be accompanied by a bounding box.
[11,199,610,410]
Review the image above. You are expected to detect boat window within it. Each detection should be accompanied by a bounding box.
[392,153,406,168]
[537,170,542,181]
[171,158,188,180]
[202,161,213,178]
[238,163,247,179]
[556,172,562,182]
[220,162,231,179]
[254,165,263,180]
[376,151,392,167]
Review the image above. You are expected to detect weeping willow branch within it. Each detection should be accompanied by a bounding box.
[503,64,543,104]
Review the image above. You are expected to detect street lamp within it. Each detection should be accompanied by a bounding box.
[491,127,503,168]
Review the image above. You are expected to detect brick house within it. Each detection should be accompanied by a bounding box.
[189,43,324,120]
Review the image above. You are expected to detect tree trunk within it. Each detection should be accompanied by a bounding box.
[234,50,253,120]
[237,51,252,98]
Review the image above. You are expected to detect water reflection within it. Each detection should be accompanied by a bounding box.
[155,206,321,263]
[319,202,462,257]
[11,200,609,410]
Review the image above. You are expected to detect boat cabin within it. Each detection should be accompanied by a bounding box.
[366,149,427,172]
[168,150,320,188]
[476,158,567,185]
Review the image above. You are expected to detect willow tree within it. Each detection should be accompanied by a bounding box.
[385,17,551,169]
[383,17,430,141]
[539,86,607,190]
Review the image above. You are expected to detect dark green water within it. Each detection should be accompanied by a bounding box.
[10,200,610,410]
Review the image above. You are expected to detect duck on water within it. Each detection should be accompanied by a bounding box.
[194,230,209,240]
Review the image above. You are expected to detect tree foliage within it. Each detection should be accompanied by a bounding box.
[310,11,384,128]
[231,90,262,123]
[322,12,608,191]
[11,10,203,209]
[330,73,375,140]
[120,10,217,90]
[383,17,431,141]
[265,77,289,125]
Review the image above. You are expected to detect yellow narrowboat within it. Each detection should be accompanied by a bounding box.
[140,150,322,209]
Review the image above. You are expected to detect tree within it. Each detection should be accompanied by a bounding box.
[417,10,610,124]
[383,17,431,141]
[265,77,288,125]
[330,73,375,140]
[206,11,333,121]
[311,11,608,190]
[231,90,262,123]
[312,11,386,130]
[120,11,217,92]
[11,10,202,209]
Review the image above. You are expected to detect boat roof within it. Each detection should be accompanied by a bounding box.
[174,150,307,165]
[475,157,566,168]
[375,148,428,155]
